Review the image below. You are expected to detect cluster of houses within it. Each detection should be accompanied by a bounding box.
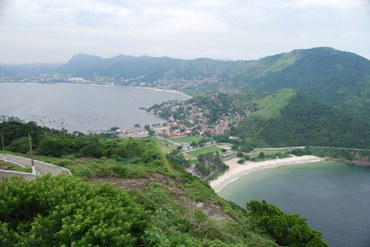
[116,127,149,139]
[148,101,243,138]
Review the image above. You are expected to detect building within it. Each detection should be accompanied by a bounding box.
[117,127,149,139]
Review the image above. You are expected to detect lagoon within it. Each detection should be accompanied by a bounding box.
[218,161,370,247]
[0,83,190,132]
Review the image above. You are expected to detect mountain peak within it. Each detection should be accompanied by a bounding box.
[68,53,103,63]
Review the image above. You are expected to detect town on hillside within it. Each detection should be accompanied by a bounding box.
[147,93,255,138]
[103,93,261,180]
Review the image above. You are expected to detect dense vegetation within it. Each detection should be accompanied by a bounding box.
[195,152,228,178]
[3,46,370,246]
[155,88,370,150]
[0,120,328,246]
[3,47,370,118]
[242,48,370,122]
[0,119,172,178]
[204,89,370,149]
[247,200,328,247]
[0,176,148,246]
[292,147,370,163]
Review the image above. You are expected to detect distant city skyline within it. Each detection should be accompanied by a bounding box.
[0,0,369,64]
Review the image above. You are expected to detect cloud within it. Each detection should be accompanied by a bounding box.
[0,0,369,63]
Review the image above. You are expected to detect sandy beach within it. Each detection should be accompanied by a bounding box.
[209,155,324,192]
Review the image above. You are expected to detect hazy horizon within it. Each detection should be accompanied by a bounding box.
[0,0,369,63]
[1,46,369,66]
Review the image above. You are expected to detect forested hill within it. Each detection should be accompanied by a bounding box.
[3,47,370,106]
[3,47,370,118]
[188,89,370,149]
[58,53,230,81]
[236,47,370,121]
[0,120,327,246]
[235,47,370,96]
[57,48,370,119]
[234,89,370,149]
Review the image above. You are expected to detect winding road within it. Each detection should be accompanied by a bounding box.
[0,154,71,180]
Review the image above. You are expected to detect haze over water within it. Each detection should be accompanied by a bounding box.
[0,83,190,132]
[218,161,370,247]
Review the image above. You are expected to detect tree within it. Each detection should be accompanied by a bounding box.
[258,152,266,159]
[6,137,29,153]
[237,159,245,164]
[37,136,73,157]
[247,200,328,247]
[0,175,149,246]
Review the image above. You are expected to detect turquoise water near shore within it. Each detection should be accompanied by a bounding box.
[218,161,370,247]
[0,83,190,132]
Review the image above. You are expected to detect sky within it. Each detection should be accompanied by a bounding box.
[0,0,369,64]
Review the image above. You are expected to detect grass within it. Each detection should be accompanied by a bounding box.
[254,89,296,119]
[186,145,222,158]
[170,135,203,144]
[153,137,178,153]
[265,52,300,74]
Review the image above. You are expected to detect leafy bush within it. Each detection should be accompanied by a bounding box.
[237,159,245,164]
[7,137,29,153]
[0,175,149,246]
[247,200,328,247]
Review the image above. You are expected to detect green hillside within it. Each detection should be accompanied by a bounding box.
[235,90,370,148]
[6,47,370,116]
[253,89,296,118]
[56,47,370,119]
[0,120,328,246]
[236,47,370,120]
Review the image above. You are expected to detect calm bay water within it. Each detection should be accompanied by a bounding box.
[0,83,190,132]
[218,161,370,247]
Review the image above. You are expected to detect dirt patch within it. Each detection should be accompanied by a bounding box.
[90,177,151,190]
[89,173,176,190]
[196,202,234,221]
[89,173,234,222]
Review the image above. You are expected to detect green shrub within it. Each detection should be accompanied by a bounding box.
[247,200,328,247]
[0,175,149,246]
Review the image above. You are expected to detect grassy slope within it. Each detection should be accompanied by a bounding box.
[1,146,277,246]
[170,135,203,144]
[237,90,370,148]
[253,89,296,118]
[241,47,370,121]
[0,120,328,246]
[186,145,222,157]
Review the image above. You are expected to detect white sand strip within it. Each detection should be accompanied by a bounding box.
[210,155,324,193]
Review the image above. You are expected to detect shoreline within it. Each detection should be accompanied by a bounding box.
[209,155,324,193]
[131,86,192,98]
[0,82,192,98]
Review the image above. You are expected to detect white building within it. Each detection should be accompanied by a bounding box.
[117,127,149,139]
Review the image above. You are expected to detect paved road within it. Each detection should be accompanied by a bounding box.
[255,146,306,151]
[0,154,71,179]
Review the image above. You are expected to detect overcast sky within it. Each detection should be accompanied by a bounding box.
[0,0,369,63]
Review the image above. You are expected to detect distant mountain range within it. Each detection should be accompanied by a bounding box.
[2,47,370,121]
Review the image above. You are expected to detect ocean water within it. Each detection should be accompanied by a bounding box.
[0,83,190,132]
[218,161,370,247]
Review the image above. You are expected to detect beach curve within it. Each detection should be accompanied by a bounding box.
[209,155,324,193]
